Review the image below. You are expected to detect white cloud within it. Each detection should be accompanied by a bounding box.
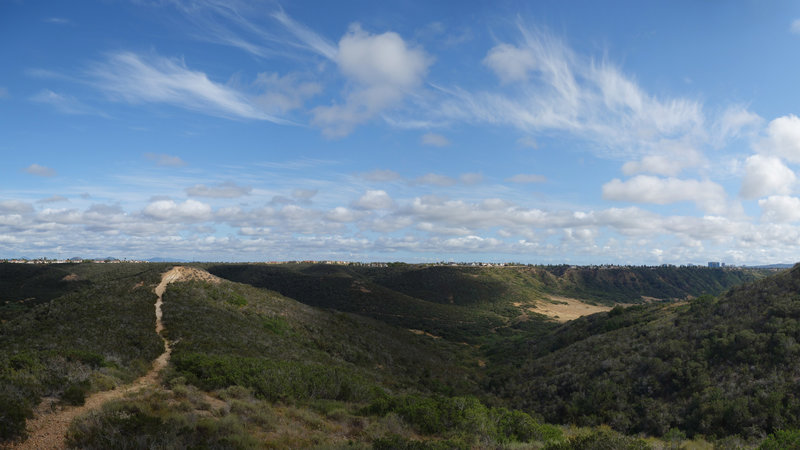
[759,196,800,223]
[516,136,539,149]
[90,52,287,123]
[186,181,252,198]
[23,163,57,177]
[459,173,484,185]
[713,105,762,144]
[439,25,706,162]
[353,190,395,210]
[757,115,800,163]
[0,87,7,98]
[44,17,72,25]
[37,195,69,204]
[361,169,402,182]
[484,42,539,83]
[415,173,457,186]
[421,132,450,147]
[271,8,338,59]
[740,154,796,199]
[143,199,212,221]
[312,24,432,137]
[791,19,800,34]
[602,175,729,214]
[292,189,318,201]
[30,89,104,116]
[326,206,362,222]
[144,153,186,167]
[621,141,703,176]
[507,174,547,183]
[0,201,34,214]
[253,72,322,113]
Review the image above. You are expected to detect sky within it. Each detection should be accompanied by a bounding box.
[3,1,800,265]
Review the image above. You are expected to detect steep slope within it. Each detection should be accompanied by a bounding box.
[487,265,800,439]
[161,276,484,397]
[205,263,513,344]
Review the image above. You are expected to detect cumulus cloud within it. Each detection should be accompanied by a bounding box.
[484,43,539,83]
[0,200,34,214]
[353,190,395,210]
[602,175,729,214]
[312,24,432,137]
[90,51,287,122]
[23,164,57,177]
[740,154,796,199]
[144,152,186,167]
[756,115,800,163]
[421,132,450,147]
[186,181,252,198]
[143,199,212,221]
[507,174,547,183]
[621,141,704,176]
[759,196,800,223]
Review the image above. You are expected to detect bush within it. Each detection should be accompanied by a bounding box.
[66,396,260,449]
[0,393,32,441]
[172,352,375,402]
[760,429,800,449]
[545,428,650,449]
[365,393,560,444]
[62,381,90,406]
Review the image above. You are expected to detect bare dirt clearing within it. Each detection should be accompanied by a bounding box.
[10,266,219,450]
[528,295,614,322]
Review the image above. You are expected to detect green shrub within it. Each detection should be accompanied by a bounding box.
[172,352,374,402]
[0,393,32,441]
[61,381,90,406]
[759,429,800,449]
[373,434,468,450]
[66,396,260,449]
[545,428,650,449]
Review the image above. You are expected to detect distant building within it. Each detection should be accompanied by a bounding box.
[708,261,721,268]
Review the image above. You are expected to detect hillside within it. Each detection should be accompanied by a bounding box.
[0,261,791,448]
[206,263,766,344]
[486,264,800,439]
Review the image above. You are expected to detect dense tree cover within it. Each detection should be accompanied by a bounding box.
[488,265,800,439]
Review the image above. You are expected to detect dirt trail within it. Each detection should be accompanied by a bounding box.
[10,266,220,450]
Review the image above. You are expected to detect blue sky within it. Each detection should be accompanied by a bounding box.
[3,1,800,264]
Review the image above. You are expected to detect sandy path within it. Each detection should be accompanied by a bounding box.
[9,266,218,450]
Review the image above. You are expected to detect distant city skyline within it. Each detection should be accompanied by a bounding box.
[3,1,800,265]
